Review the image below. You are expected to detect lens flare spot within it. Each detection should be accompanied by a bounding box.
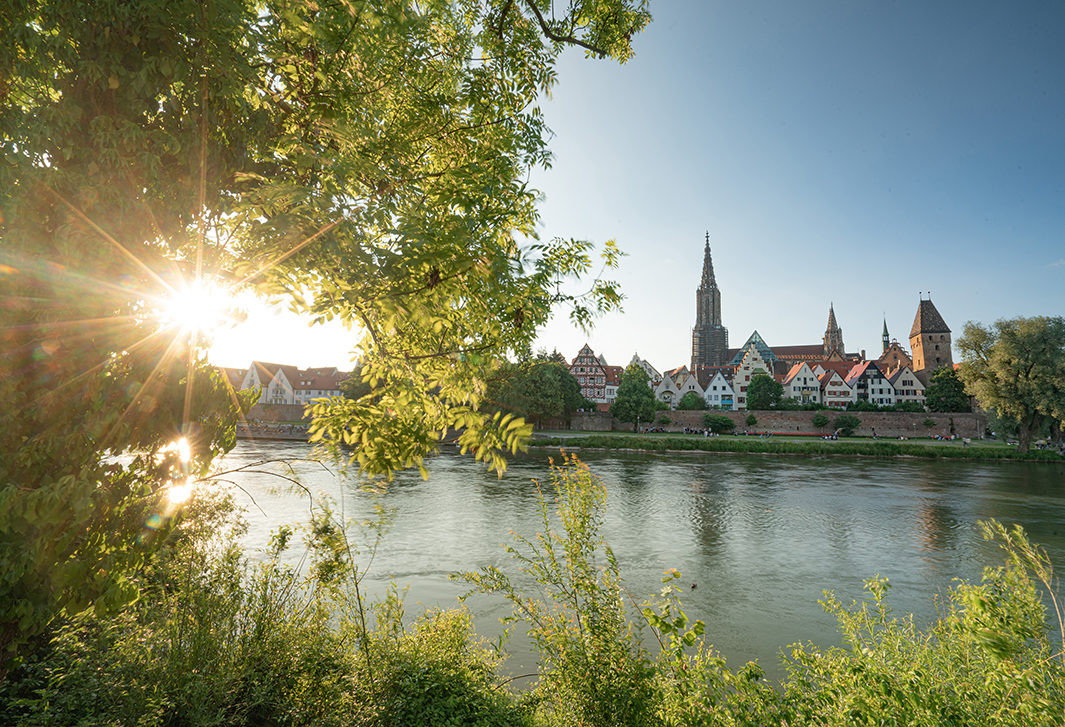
[145,513,165,530]
[161,281,233,335]
[168,479,193,503]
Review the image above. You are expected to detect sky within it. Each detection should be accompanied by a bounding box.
[208,0,1065,373]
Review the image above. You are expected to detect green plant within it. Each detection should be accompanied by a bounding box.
[456,455,658,726]
[833,413,861,436]
[923,417,937,429]
[746,413,758,427]
[658,416,672,426]
[702,413,736,434]
[812,412,830,432]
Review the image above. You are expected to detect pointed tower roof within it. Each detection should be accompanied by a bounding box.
[882,317,889,336]
[700,231,716,289]
[909,298,951,337]
[826,303,839,332]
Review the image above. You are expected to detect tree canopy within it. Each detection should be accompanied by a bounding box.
[746,374,783,410]
[924,367,971,413]
[957,316,1065,453]
[610,364,657,427]
[0,0,651,678]
[486,354,588,427]
[677,390,708,410]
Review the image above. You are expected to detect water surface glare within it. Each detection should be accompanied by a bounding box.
[220,440,1065,683]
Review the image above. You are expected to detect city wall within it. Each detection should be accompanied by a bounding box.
[573,410,988,439]
[247,403,309,422]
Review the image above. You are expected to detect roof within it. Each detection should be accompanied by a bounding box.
[772,344,826,361]
[604,365,624,385]
[727,331,777,365]
[844,360,882,384]
[887,367,921,386]
[693,365,734,388]
[909,299,951,337]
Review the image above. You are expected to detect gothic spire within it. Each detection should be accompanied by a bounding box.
[700,231,716,288]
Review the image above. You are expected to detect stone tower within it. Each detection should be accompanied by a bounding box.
[909,296,953,378]
[822,303,845,358]
[691,233,729,369]
[882,318,890,353]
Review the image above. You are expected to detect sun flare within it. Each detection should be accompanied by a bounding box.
[161,281,234,336]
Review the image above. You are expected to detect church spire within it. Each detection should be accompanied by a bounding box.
[700,231,716,288]
[823,303,844,358]
[882,316,890,353]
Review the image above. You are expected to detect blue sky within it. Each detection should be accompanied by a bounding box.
[210,1,1065,371]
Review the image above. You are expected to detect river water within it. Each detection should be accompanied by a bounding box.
[216,439,1065,683]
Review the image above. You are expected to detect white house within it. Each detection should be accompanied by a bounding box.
[781,362,821,405]
[888,366,926,407]
[818,368,854,408]
[702,370,736,410]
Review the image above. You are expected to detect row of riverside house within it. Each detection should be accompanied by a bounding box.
[568,295,953,413]
[217,361,350,406]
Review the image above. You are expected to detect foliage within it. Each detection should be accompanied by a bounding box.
[832,413,861,437]
[892,400,926,412]
[782,520,1065,727]
[677,391,708,410]
[922,418,936,429]
[746,413,758,427]
[610,364,658,426]
[0,0,651,669]
[658,416,672,426]
[456,455,659,726]
[925,366,972,413]
[746,374,783,410]
[848,399,884,412]
[958,316,1065,453]
[702,413,736,434]
[486,354,586,427]
[812,412,830,431]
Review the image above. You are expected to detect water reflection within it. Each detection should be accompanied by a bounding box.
[219,441,1065,683]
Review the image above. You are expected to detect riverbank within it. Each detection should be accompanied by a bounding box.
[529,432,1065,463]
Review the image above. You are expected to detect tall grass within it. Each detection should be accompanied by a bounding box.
[530,434,1065,462]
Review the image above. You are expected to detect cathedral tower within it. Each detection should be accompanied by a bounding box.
[691,233,729,369]
[909,295,952,378]
[822,303,845,359]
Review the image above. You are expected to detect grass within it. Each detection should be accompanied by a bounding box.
[528,432,1065,463]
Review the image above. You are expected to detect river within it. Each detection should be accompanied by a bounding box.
[214,439,1065,684]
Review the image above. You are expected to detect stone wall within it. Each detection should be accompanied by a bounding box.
[571,411,615,431]
[615,409,987,439]
[247,403,310,422]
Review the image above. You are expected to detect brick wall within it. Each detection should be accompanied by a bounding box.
[613,409,987,439]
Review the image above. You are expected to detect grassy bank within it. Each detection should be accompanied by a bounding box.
[529,433,1065,463]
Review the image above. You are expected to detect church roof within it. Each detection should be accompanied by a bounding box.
[699,232,717,289]
[773,344,827,361]
[909,299,951,337]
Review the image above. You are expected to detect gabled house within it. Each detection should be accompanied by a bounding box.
[603,365,624,404]
[888,366,926,407]
[734,342,774,409]
[699,369,736,410]
[569,343,609,404]
[782,362,821,405]
[628,352,661,388]
[654,372,683,408]
[818,368,854,408]
[845,361,894,406]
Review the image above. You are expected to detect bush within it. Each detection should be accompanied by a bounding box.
[702,413,736,433]
[812,412,830,431]
[677,391,708,410]
[833,413,862,436]
[658,416,671,426]
[746,413,757,427]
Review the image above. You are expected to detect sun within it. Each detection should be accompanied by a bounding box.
[160,281,235,337]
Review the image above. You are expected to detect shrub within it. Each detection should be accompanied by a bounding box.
[746,413,757,427]
[833,414,861,436]
[812,412,830,431]
[658,416,672,426]
[702,413,736,433]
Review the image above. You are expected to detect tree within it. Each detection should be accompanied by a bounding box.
[957,317,1065,453]
[677,391,708,410]
[486,356,587,427]
[746,413,758,428]
[833,414,861,437]
[924,367,971,413]
[610,364,657,429]
[892,401,926,413]
[0,0,650,678]
[812,412,830,433]
[702,413,735,434]
[746,374,783,410]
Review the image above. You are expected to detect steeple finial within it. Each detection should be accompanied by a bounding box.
[700,233,716,288]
